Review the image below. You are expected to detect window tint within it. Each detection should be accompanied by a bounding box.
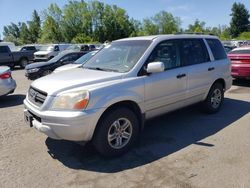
[54,45,59,51]
[60,54,78,63]
[148,40,180,70]
[206,39,227,60]
[180,39,210,66]
[0,46,9,53]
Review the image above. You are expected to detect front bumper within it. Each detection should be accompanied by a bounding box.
[0,78,16,96]
[23,98,104,141]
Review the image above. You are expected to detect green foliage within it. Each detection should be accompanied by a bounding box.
[187,19,206,33]
[230,2,250,38]
[71,34,93,43]
[142,11,181,35]
[237,32,250,40]
[2,1,250,45]
[29,10,41,43]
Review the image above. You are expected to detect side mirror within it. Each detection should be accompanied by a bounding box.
[146,62,165,74]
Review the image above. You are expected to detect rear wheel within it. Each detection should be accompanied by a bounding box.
[20,58,28,69]
[93,108,139,157]
[202,83,224,114]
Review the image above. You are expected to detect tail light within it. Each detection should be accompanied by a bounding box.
[0,72,11,79]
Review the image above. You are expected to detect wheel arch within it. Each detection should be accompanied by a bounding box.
[93,100,145,140]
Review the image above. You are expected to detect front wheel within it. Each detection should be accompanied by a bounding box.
[42,70,52,77]
[202,83,224,114]
[93,108,139,157]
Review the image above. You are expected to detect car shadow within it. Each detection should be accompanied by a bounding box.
[233,79,250,87]
[0,94,26,108]
[45,98,250,173]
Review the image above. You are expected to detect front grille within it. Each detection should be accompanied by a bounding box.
[28,87,47,107]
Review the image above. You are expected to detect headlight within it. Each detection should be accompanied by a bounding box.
[51,90,89,111]
[27,68,39,73]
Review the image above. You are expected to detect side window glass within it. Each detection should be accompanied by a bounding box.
[0,46,9,53]
[54,46,59,51]
[148,40,180,70]
[180,39,210,66]
[206,39,227,60]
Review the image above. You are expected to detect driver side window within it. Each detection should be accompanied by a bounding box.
[148,40,180,70]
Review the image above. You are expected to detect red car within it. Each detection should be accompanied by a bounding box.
[228,47,250,79]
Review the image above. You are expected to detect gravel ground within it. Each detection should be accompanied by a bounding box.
[0,69,250,188]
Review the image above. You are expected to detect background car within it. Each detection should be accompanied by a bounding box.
[224,45,235,53]
[0,66,16,96]
[53,50,98,73]
[228,46,250,79]
[34,44,70,62]
[0,45,34,69]
[25,51,87,79]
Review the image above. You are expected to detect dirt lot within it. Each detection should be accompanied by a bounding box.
[0,69,250,188]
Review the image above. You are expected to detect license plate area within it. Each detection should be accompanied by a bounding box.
[24,110,34,127]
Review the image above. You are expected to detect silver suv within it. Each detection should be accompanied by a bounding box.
[24,34,232,156]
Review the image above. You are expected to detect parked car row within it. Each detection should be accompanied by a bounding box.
[0,42,101,69]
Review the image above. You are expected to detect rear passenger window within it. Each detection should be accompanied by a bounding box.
[0,46,9,53]
[148,40,180,70]
[206,39,227,60]
[180,39,210,66]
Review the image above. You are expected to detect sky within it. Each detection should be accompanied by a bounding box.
[0,0,250,39]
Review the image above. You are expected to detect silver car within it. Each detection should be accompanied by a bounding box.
[0,66,16,96]
[24,34,232,157]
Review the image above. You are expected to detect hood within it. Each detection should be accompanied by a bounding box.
[53,64,81,73]
[34,51,51,55]
[26,61,55,69]
[31,68,123,95]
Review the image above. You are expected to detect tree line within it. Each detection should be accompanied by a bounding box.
[2,1,250,45]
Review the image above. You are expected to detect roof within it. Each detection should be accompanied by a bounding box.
[115,34,218,42]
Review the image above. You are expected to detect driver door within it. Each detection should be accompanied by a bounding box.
[144,40,188,118]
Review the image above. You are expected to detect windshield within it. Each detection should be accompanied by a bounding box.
[39,45,54,51]
[48,52,67,63]
[74,51,97,64]
[83,40,151,73]
[66,45,80,51]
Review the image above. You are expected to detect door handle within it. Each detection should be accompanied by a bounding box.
[176,73,186,79]
[208,67,215,71]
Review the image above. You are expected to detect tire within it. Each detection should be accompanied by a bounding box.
[202,82,224,114]
[93,108,139,157]
[20,58,28,69]
[42,70,52,76]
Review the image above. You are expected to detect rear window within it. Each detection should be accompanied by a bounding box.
[206,39,227,60]
[229,49,250,54]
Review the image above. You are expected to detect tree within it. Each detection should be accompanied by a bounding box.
[230,2,250,38]
[187,19,206,33]
[237,32,250,40]
[3,23,21,45]
[40,4,64,43]
[39,16,64,43]
[29,10,41,43]
[19,22,31,44]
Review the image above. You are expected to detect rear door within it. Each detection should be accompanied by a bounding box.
[179,39,213,102]
[0,46,12,65]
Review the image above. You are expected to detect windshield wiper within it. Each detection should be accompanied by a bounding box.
[83,67,119,72]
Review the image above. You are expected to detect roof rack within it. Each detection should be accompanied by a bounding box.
[174,32,215,36]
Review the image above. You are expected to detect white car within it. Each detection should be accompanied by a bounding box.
[24,34,232,157]
[53,51,98,73]
[34,44,70,62]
